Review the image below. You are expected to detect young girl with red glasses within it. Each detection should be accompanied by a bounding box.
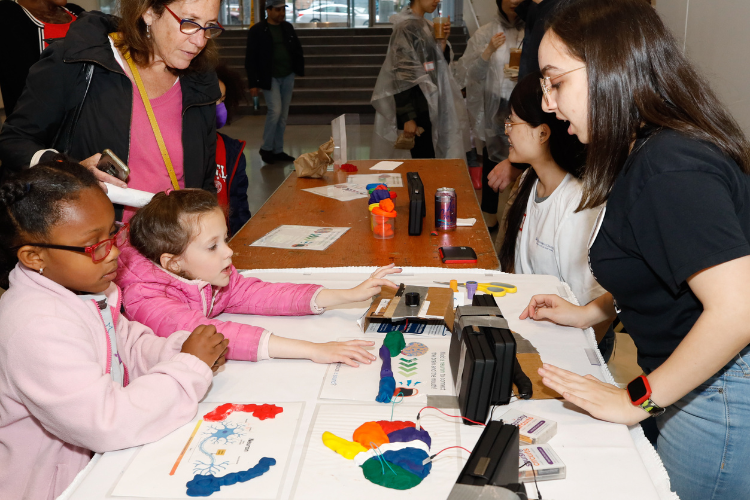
[0,157,228,498]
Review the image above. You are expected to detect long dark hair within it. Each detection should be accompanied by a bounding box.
[548,0,750,209]
[0,156,100,288]
[498,72,586,273]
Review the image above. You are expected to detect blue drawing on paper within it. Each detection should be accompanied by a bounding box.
[192,422,245,476]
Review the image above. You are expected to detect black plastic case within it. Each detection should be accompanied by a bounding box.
[455,421,521,487]
[474,294,517,405]
[407,172,425,235]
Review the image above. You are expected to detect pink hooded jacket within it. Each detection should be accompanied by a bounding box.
[115,245,324,362]
[0,265,213,500]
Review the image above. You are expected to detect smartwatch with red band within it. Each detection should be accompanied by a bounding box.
[627,375,666,417]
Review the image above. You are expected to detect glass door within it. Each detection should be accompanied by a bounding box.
[287,0,371,27]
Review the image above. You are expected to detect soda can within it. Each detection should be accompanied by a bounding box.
[435,187,457,230]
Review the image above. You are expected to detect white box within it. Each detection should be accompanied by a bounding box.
[500,408,557,444]
[519,443,566,482]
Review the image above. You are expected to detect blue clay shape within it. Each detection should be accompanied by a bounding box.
[376,376,396,403]
[186,457,276,497]
[382,448,432,479]
[386,427,432,448]
[379,345,393,378]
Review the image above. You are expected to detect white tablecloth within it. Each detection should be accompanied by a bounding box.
[60,267,678,500]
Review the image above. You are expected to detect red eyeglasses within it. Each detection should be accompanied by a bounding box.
[163,5,225,39]
[18,222,129,264]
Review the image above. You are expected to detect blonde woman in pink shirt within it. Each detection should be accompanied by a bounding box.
[0,158,228,499]
[0,0,225,221]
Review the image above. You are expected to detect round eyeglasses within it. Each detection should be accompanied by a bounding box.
[17,222,129,264]
[539,66,585,106]
[164,5,225,39]
[504,118,531,135]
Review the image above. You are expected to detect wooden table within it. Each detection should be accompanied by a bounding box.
[230,159,499,270]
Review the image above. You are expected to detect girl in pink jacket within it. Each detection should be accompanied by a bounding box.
[116,189,401,366]
[0,159,229,499]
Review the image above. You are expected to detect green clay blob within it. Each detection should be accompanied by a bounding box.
[383,331,406,357]
[361,457,422,490]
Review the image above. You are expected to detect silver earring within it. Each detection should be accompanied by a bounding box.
[39,268,43,275]
[146,24,151,37]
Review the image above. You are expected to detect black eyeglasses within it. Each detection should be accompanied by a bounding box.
[17,223,129,264]
[164,5,224,39]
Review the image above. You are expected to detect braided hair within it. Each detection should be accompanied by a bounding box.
[0,156,100,288]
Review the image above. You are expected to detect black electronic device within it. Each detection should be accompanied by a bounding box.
[439,246,478,264]
[450,298,517,424]
[473,294,517,405]
[407,172,425,235]
[452,421,525,493]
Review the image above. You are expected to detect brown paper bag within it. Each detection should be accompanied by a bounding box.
[394,127,425,150]
[294,137,335,178]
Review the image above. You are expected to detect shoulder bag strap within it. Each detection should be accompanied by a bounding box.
[116,38,180,190]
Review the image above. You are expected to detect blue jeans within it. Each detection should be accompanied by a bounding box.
[261,73,294,153]
[655,345,750,500]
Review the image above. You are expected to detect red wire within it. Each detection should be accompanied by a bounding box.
[433,445,473,457]
[418,406,486,426]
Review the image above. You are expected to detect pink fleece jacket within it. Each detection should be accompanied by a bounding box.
[115,245,324,362]
[0,265,213,500]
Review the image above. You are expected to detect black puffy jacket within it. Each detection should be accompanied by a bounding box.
[0,11,221,193]
[244,20,304,91]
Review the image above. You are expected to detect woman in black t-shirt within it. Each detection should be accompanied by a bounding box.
[518,1,750,499]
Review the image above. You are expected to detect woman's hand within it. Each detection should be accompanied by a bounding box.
[482,32,506,60]
[404,120,419,139]
[80,153,128,192]
[315,264,402,308]
[539,364,648,425]
[519,294,591,328]
[308,340,377,367]
[181,324,230,371]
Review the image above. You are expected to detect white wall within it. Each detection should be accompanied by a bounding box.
[655,0,750,134]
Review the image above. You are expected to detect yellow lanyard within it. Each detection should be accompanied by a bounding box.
[111,35,180,190]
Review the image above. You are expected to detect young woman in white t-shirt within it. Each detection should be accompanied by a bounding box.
[498,72,614,359]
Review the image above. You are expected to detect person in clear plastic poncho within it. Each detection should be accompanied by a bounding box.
[371,0,470,159]
[453,0,524,227]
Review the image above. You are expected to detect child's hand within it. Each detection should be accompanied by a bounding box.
[315,264,402,308]
[309,340,377,367]
[181,324,230,370]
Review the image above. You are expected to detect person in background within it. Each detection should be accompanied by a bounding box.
[0,0,84,117]
[244,0,303,165]
[521,1,750,498]
[453,0,524,229]
[371,0,470,160]
[499,71,614,361]
[485,0,561,199]
[0,0,223,221]
[214,63,250,236]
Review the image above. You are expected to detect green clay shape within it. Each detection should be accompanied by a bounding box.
[383,331,406,357]
[361,457,422,490]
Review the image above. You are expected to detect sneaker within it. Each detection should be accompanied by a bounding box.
[274,151,296,162]
[259,148,275,164]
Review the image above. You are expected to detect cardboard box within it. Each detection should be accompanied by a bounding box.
[361,285,455,333]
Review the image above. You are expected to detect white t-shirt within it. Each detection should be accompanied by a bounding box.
[514,173,606,306]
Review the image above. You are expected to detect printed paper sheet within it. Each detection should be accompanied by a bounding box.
[320,336,454,402]
[347,173,404,187]
[112,402,303,499]
[301,184,369,202]
[249,226,350,251]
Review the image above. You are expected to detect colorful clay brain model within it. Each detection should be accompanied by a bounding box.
[322,420,432,490]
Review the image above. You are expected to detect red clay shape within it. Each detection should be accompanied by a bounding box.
[203,403,284,422]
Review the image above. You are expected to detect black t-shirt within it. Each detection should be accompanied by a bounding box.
[589,129,750,372]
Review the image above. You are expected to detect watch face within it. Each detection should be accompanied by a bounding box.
[627,376,648,402]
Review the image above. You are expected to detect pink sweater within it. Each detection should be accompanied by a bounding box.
[0,265,213,500]
[123,78,185,222]
[115,245,324,362]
